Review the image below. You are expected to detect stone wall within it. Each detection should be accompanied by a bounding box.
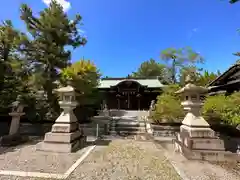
[0,122,11,136]
[79,123,109,137]
[151,124,180,137]
[19,123,53,136]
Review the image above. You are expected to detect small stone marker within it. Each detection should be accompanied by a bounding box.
[1,95,27,146]
[9,96,25,135]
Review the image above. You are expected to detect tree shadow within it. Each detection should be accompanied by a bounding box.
[218,134,239,153]
[154,138,175,151]
[0,135,44,155]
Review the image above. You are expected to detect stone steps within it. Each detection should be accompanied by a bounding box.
[110,115,147,136]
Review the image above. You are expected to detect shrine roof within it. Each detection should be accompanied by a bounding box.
[208,63,240,87]
[98,77,164,89]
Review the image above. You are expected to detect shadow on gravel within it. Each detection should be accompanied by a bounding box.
[154,138,174,151]
[0,135,44,155]
[94,139,112,146]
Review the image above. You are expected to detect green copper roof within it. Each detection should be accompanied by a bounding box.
[98,78,164,89]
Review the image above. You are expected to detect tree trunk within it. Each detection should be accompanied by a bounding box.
[43,66,60,120]
[172,58,176,84]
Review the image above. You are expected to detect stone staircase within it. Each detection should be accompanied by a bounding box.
[109,111,148,137]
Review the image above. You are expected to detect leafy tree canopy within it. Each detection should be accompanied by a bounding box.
[0,20,29,112]
[61,59,101,105]
[160,47,203,84]
[130,58,171,83]
[229,0,239,3]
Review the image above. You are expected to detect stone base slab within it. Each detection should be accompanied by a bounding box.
[174,139,238,162]
[51,122,79,133]
[44,131,81,143]
[36,137,85,153]
[180,125,215,138]
[176,133,225,151]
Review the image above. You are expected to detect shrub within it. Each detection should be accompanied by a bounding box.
[61,59,101,122]
[203,92,240,126]
[151,84,184,123]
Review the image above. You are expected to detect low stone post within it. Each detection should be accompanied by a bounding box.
[110,117,117,135]
[9,105,25,135]
[37,85,86,153]
[0,96,26,146]
[174,75,230,161]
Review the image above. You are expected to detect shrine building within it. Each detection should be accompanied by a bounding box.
[97,77,164,110]
[208,63,240,95]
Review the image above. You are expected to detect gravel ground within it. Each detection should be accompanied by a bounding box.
[0,142,85,174]
[155,141,240,180]
[67,139,181,180]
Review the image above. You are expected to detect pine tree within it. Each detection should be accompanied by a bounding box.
[20,1,87,119]
[0,20,29,112]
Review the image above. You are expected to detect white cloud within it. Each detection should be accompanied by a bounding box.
[42,0,71,12]
[188,27,200,39]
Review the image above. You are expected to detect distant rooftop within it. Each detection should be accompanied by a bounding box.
[98,77,164,89]
[208,63,240,87]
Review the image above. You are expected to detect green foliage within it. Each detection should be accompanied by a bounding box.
[61,59,101,122]
[152,84,184,123]
[179,65,201,86]
[160,47,203,84]
[0,20,30,113]
[230,0,239,3]
[61,59,101,105]
[197,70,220,86]
[179,66,220,87]
[203,93,240,126]
[19,1,87,120]
[131,58,170,83]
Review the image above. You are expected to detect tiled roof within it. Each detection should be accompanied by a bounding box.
[98,78,164,88]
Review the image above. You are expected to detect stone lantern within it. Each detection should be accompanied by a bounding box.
[174,75,230,161]
[37,85,85,153]
[176,75,210,129]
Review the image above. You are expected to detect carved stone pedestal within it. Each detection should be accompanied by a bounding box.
[174,125,236,162]
[37,85,86,153]
[174,75,237,162]
[37,122,86,153]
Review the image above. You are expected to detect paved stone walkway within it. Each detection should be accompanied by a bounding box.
[0,138,240,180]
[67,139,181,180]
[155,140,240,180]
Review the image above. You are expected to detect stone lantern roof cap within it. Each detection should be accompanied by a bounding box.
[55,85,75,93]
[175,75,208,94]
[175,83,208,94]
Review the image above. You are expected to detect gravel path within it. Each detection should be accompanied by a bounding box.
[155,141,240,180]
[67,139,181,180]
[0,142,85,174]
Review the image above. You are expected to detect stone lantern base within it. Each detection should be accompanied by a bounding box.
[37,113,86,153]
[174,125,237,162]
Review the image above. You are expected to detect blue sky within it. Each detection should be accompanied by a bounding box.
[1,0,240,77]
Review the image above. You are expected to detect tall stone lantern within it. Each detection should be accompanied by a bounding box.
[174,75,229,161]
[176,75,211,131]
[37,85,85,153]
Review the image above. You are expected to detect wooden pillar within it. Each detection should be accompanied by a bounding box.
[137,94,141,110]
[127,92,130,109]
[117,98,120,110]
[138,98,140,110]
